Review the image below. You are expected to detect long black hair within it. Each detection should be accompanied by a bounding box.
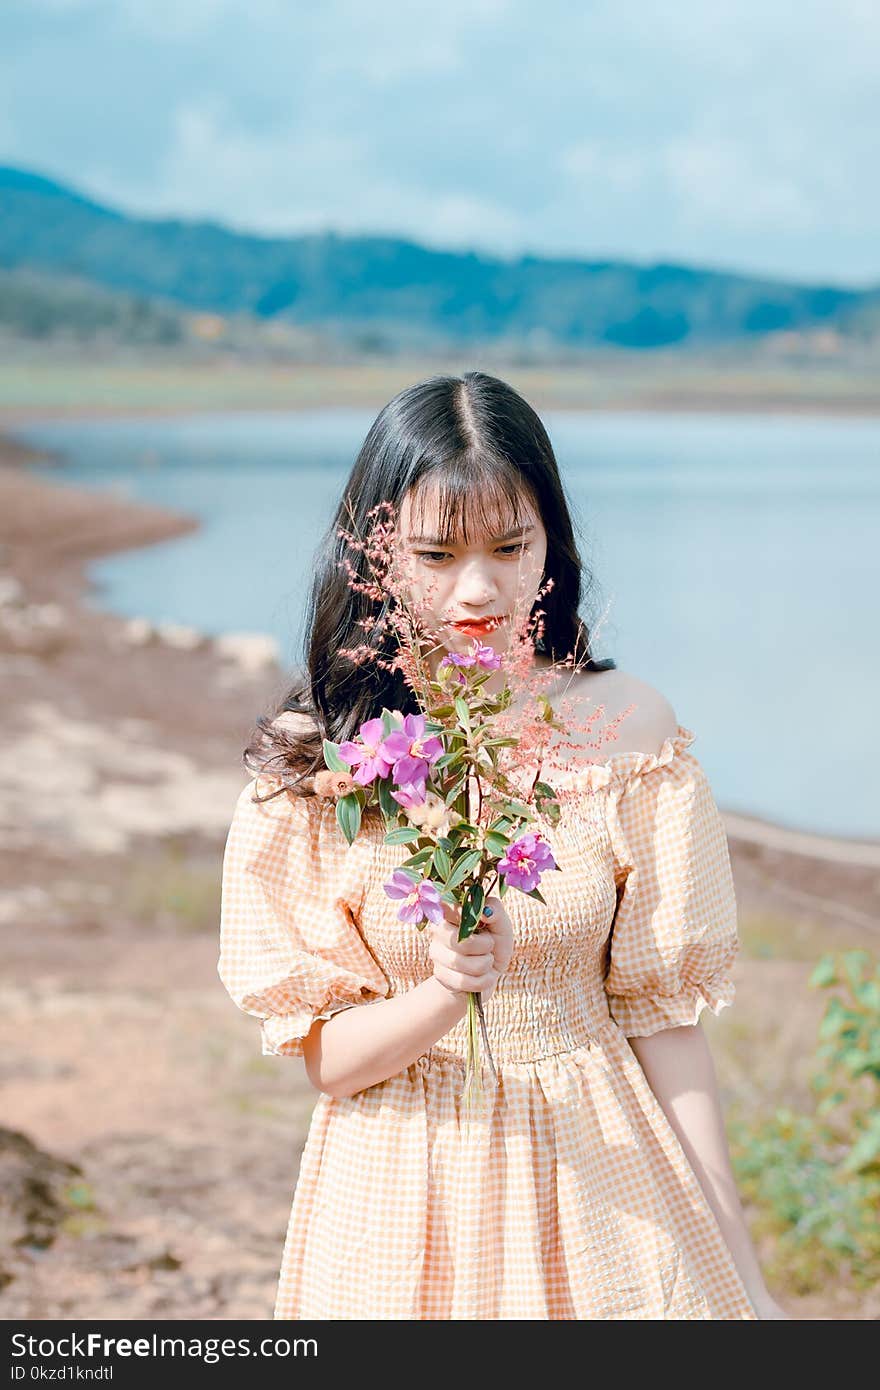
[245,370,616,799]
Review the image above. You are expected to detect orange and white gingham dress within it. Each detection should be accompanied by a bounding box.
[217,724,758,1320]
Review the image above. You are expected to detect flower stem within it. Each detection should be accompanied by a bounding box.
[462,992,484,1132]
[474,991,498,1083]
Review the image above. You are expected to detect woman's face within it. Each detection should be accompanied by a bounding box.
[395,484,549,674]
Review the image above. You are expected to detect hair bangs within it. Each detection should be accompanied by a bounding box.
[408,453,533,548]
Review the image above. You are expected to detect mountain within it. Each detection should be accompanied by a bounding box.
[1,164,877,352]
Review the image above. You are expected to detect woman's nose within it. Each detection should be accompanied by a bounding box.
[455,566,498,605]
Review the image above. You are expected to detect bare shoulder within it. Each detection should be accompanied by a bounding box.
[566,666,678,758]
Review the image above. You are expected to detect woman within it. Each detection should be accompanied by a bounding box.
[218,370,789,1319]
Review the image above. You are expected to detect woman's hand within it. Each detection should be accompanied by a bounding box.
[428,895,515,1004]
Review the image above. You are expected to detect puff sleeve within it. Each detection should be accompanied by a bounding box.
[602,730,741,1038]
[218,774,391,1057]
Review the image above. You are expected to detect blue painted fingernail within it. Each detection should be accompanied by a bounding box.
[483,905,493,917]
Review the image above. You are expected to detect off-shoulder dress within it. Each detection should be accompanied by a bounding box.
[217,725,757,1320]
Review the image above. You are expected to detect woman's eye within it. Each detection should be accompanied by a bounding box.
[417,544,526,565]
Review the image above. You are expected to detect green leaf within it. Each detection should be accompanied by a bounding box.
[816,1090,847,1115]
[444,777,467,807]
[846,1049,880,1079]
[447,849,483,888]
[336,793,362,845]
[841,1119,880,1173]
[534,780,558,798]
[377,776,398,820]
[399,847,434,869]
[454,696,471,729]
[855,981,880,1011]
[842,950,872,992]
[523,885,547,906]
[432,844,451,881]
[818,997,847,1038]
[459,880,485,937]
[809,954,838,989]
[323,739,350,774]
[484,831,511,855]
[383,826,423,845]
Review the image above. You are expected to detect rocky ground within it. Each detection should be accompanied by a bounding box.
[0,427,877,1322]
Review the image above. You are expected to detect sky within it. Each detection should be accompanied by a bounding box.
[2,0,878,289]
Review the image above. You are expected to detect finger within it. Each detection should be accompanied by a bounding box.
[430,933,487,967]
[477,896,503,923]
[476,904,508,937]
[436,965,500,996]
[432,919,493,953]
[443,947,491,978]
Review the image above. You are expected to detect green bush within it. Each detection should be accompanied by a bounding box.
[729,949,880,1293]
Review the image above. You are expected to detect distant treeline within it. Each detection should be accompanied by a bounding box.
[1,164,878,355]
[0,267,184,345]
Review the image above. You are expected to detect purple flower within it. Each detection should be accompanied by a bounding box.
[497,831,557,893]
[472,641,502,670]
[383,870,446,925]
[382,711,444,788]
[390,779,428,810]
[337,716,396,787]
[439,642,501,671]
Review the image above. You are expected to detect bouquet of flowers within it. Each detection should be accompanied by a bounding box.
[311,501,632,1118]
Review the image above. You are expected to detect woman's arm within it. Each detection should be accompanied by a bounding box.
[304,976,469,1097]
[628,1022,790,1319]
[304,898,516,1099]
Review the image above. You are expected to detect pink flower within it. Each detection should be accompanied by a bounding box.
[383,869,446,925]
[337,716,396,786]
[382,711,444,788]
[440,651,476,669]
[497,831,558,893]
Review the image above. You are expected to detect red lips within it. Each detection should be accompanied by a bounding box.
[449,614,507,635]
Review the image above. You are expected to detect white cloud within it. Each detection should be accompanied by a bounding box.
[663,136,816,234]
[103,100,519,253]
[559,143,647,194]
[95,100,372,232]
[2,0,878,282]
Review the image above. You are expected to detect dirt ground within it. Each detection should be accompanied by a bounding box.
[1,427,877,1322]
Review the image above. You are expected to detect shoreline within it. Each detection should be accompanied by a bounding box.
[3,350,880,426]
[4,393,880,428]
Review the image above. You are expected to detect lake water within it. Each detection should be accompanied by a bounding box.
[15,409,880,839]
